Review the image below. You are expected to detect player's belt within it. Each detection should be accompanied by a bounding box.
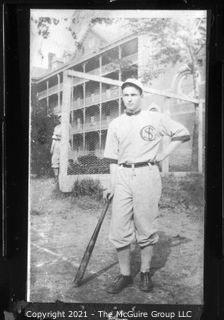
[120,161,155,168]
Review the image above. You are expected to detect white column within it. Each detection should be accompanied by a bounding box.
[59,70,72,191]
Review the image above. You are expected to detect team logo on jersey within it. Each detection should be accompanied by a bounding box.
[140,125,158,141]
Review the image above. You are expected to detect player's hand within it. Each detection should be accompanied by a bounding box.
[152,153,165,164]
[104,189,114,200]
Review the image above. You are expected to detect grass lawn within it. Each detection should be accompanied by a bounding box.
[28,174,204,304]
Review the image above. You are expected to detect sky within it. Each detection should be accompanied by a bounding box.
[30,9,206,69]
[30,10,74,69]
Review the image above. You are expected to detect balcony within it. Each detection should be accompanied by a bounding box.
[72,67,100,86]
[38,82,63,100]
[101,53,138,74]
[37,52,138,100]
[122,52,138,65]
[71,87,120,110]
[71,98,84,110]
[101,62,118,75]
[71,118,112,134]
[71,122,83,134]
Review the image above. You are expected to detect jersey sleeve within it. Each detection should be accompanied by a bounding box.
[160,113,190,142]
[104,121,119,161]
[52,125,61,140]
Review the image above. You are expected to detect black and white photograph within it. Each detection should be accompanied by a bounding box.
[28,9,206,304]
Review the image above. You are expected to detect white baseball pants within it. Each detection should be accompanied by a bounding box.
[109,164,162,249]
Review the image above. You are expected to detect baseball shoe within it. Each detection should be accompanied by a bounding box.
[139,272,153,292]
[106,274,133,294]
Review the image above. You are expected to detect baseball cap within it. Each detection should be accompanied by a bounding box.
[121,78,143,94]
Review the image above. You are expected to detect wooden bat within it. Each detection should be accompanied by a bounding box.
[74,199,111,287]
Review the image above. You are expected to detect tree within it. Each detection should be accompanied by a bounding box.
[30,11,114,60]
[31,82,56,176]
[121,16,206,171]
[32,12,206,172]
[31,14,206,83]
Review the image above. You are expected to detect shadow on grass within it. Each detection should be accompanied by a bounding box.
[77,232,191,286]
[150,232,191,277]
[130,231,175,278]
[78,261,118,286]
[130,231,192,278]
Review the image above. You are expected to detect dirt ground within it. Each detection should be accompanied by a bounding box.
[29,176,204,304]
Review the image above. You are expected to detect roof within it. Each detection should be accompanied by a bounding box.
[31,66,49,78]
[32,31,138,83]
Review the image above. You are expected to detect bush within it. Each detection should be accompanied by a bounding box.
[30,86,57,177]
[71,178,104,201]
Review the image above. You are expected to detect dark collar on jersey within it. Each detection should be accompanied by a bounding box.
[125,109,141,116]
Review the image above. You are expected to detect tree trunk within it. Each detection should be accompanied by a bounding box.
[187,44,200,172]
[191,104,199,171]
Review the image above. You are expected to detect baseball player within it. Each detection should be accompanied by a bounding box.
[50,113,72,183]
[104,78,190,294]
[50,113,62,183]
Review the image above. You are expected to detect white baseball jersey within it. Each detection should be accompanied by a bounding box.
[104,110,190,164]
[51,124,72,168]
[52,124,62,141]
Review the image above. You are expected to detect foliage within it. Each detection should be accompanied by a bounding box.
[32,13,206,88]
[31,16,60,39]
[117,16,206,172]
[32,13,206,92]
[31,113,56,177]
[31,11,114,52]
[71,178,104,200]
[32,13,206,173]
[125,17,206,90]
[31,84,56,176]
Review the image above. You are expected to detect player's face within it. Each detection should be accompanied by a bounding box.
[122,86,142,113]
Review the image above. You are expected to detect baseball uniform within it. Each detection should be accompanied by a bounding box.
[104,110,190,249]
[51,124,61,169]
[51,123,72,169]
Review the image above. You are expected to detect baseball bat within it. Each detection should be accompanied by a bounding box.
[74,199,111,287]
